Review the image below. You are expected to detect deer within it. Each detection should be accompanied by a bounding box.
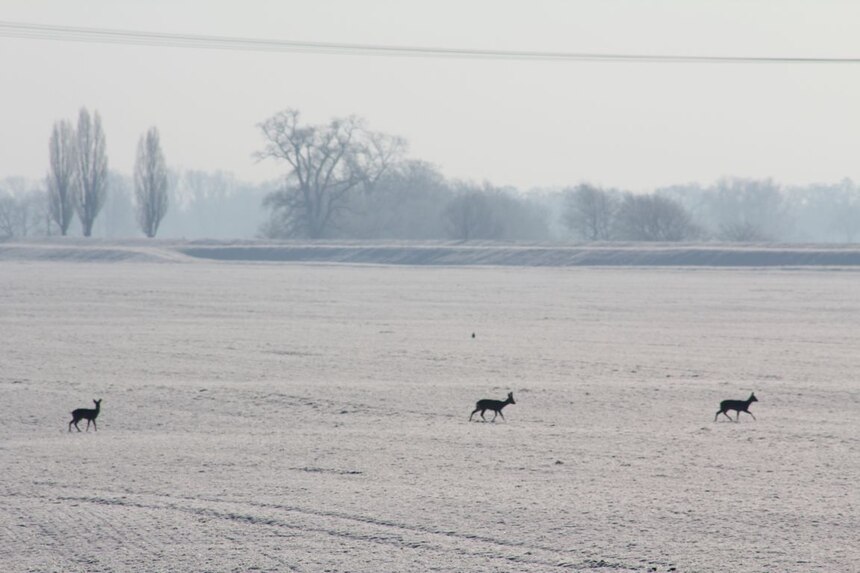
[469,392,515,422]
[69,399,102,432]
[714,392,757,422]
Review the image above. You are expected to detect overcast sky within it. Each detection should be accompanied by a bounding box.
[3,1,860,191]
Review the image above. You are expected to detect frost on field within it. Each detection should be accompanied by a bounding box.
[1,259,857,572]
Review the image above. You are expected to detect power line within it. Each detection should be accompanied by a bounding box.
[2,20,860,64]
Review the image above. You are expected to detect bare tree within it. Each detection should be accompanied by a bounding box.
[46,119,77,235]
[707,178,788,241]
[614,193,698,241]
[0,178,49,238]
[442,183,548,241]
[257,109,405,238]
[0,191,15,238]
[444,186,496,241]
[101,171,137,238]
[718,220,770,242]
[831,195,860,243]
[134,127,169,238]
[783,179,857,243]
[563,184,618,241]
[0,178,23,238]
[337,160,453,239]
[74,108,109,237]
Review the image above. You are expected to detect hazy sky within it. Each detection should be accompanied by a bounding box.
[3,1,860,191]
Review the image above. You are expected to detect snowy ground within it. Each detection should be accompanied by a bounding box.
[1,258,857,572]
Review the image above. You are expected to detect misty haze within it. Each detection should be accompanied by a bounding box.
[1,2,858,573]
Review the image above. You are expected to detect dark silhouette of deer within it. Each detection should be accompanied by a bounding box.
[69,399,102,432]
[714,392,757,422]
[469,392,515,422]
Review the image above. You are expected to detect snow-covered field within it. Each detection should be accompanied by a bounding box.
[1,259,857,572]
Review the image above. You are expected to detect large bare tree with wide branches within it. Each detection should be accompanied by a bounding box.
[257,109,405,238]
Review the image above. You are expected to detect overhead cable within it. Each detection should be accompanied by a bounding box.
[2,20,860,64]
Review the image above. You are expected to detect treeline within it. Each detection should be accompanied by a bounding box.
[0,170,272,239]
[2,107,859,242]
[4,164,860,244]
[255,109,860,243]
[262,171,860,243]
[559,178,860,243]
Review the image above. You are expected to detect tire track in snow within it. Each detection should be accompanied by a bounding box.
[177,492,674,571]
[3,489,641,571]
[0,491,305,573]
[242,389,466,421]
[86,494,598,571]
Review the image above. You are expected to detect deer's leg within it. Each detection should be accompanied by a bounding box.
[498,410,506,421]
[744,411,756,420]
[470,408,479,421]
[480,410,487,421]
[92,419,97,431]
[68,420,74,432]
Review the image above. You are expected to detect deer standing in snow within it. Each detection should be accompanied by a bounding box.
[69,399,102,432]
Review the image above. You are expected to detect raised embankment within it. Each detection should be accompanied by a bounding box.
[3,239,860,267]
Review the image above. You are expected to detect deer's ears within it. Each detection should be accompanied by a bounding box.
[508,392,514,397]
